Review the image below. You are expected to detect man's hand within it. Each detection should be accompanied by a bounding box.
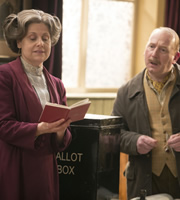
[137,135,158,154]
[167,133,180,152]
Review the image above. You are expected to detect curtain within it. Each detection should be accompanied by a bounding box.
[165,0,180,64]
[32,0,63,78]
[165,0,180,36]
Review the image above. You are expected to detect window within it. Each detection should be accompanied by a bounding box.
[62,0,135,93]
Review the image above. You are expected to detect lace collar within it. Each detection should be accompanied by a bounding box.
[20,57,43,76]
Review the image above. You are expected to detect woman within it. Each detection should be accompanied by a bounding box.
[0,9,72,200]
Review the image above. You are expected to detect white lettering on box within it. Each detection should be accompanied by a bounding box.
[58,165,75,175]
[56,152,83,175]
[56,152,83,162]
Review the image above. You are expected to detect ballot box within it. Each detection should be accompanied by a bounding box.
[57,114,123,200]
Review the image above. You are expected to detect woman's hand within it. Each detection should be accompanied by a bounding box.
[36,119,71,142]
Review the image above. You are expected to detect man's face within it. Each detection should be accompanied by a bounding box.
[144,29,178,80]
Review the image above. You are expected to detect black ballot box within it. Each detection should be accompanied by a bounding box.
[57,114,123,200]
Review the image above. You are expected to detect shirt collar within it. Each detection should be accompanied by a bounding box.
[146,67,175,93]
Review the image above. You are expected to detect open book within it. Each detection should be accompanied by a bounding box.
[39,98,91,123]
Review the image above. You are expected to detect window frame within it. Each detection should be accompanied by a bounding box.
[62,0,136,94]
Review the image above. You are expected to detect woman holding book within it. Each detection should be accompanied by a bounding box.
[0,9,72,200]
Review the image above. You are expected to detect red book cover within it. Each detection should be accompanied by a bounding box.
[39,99,91,123]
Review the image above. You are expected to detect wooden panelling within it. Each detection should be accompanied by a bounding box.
[67,97,115,115]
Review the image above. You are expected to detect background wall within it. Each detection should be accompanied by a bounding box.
[0,0,32,60]
[132,0,166,76]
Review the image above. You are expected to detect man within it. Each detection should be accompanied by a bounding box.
[112,27,180,199]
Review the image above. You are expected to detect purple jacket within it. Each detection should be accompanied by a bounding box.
[0,57,72,200]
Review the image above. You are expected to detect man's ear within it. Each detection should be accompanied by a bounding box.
[173,52,180,64]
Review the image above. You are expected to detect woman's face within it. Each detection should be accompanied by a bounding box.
[17,23,51,66]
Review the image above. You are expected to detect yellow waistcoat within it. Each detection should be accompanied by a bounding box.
[144,73,177,177]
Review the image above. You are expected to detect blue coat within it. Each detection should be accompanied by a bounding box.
[112,64,180,200]
[0,57,72,200]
